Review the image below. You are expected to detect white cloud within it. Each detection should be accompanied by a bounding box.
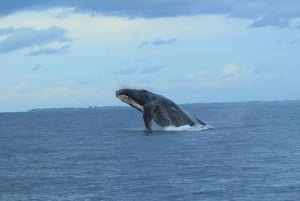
[139,38,177,48]
[186,63,249,87]
[28,44,71,56]
[13,82,28,92]
[219,63,247,80]
[0,8,249,48]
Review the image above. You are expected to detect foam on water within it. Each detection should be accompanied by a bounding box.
[162,124,213,132]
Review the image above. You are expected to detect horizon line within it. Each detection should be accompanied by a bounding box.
[1,99,299,114]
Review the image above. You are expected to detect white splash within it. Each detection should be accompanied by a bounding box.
[162,124,213,132]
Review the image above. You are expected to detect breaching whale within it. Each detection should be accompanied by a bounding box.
[116,88,206,132]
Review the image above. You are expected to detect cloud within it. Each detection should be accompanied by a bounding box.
[13,82,28,92]
[0,26,70,53]
[139,38,177,48]
[219,63,246,81]
[230,2,266,19]
[31,64,49,72]
[1,1,300,29]
[0,27,14,35]
[186,63,249,87]
[251,15,291,29]
[32,64,42,72]
[231,1,300,29]
[28,44,71,56]
[0,1,60,16]
[0,1,230,18]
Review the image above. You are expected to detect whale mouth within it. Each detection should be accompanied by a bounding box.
[117,95,144,112]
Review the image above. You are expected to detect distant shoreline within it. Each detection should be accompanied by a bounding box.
[0,100,299,114]
[26,100,300,113]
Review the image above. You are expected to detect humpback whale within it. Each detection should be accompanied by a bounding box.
[116,88,206,132]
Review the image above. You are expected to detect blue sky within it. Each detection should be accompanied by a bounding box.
[0,0,300,112]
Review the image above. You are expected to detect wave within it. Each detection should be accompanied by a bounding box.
[162,124,213,132]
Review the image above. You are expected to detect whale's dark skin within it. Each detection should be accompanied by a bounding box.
[116,89,206,132]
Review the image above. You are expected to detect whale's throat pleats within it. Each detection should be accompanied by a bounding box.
[117,95,144,112]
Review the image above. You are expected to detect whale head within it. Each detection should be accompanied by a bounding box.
[116,88,151,112]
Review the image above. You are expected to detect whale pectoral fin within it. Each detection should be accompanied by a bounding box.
[195,117,206,125]
[143,104,153,132]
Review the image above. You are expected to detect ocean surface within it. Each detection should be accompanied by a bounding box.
[0,101,300,201]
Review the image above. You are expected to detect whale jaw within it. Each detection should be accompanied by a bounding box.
[117,94,144,112]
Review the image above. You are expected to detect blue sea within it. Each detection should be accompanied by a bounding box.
[1,101,300,201]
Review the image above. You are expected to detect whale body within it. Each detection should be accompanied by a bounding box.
[116,89,206,132]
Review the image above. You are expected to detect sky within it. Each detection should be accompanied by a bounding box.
[0,0,300,112]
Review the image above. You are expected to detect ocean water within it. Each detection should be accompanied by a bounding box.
[0,101,300,201]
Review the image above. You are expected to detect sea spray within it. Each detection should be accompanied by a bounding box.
[162,124,213,132]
